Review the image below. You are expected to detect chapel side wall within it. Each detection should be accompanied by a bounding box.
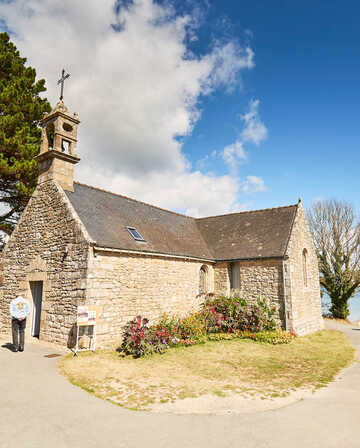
[214,259,285,328]
[236,258,285,328]
[285,204,323,335]
[87,251,214,347]
[0,180,90,345]
[214,262,231,296]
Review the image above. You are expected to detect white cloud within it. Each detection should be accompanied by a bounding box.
[78,164,240,218]
[204,43,254,93]
[241,99,268,145]
[222,140,246,173]
[241,175,267,193]
[1,0,260,217]
[220,98,267,177]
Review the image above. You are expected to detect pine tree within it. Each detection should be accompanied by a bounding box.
[0,32,51,248]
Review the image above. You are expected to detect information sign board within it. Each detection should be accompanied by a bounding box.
[75,306,98,355]
[77,306,97,326]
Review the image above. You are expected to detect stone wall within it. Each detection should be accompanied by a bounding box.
[86,250,214,347]
[214,262,231,296]
[0,179,91,345]
[214,259,285,327]
[285,203,323,335]
[236,258,285,327]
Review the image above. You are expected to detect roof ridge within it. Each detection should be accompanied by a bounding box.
[73,182,298,222]
[195,203,299,221]
[73,181,195,220]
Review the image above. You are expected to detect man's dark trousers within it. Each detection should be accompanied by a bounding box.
[12,318,26,351]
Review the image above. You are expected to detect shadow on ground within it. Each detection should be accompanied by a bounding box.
[1,343,16,352]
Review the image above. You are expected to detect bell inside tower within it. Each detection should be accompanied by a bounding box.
[46,122,55,150]
[61,121,74,154]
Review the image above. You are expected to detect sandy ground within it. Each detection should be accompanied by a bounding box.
[150,388,316,415]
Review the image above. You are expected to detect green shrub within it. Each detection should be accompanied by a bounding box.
[177,313,207,342]
[120,316,169,358]
[155,312,207,345]
[201,296,277,333]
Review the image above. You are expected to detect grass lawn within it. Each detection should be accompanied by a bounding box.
[59,330,355,411]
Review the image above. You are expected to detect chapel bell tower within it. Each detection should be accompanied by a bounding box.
[35,70,80,192]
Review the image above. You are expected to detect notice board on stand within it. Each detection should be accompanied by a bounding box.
[74,305,98,355]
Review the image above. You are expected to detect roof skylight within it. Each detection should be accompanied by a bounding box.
[126,226,145,242]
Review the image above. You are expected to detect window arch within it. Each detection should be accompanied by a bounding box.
[302,248,308,287]
[199,265,208,295]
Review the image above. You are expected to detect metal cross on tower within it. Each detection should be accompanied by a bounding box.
[57,69,70,101]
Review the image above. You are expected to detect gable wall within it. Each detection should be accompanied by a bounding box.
[86,250,214,347]
[285,204,323,335]
[0,180,91,345]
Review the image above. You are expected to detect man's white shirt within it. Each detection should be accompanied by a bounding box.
[10,296,31,319]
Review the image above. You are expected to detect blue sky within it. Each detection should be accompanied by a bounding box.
[181,0,360,211]
[1,0,359,215]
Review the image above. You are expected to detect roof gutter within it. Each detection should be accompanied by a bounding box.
[93,245,216,263]
[93,246,286,264]
[218,255,285,263]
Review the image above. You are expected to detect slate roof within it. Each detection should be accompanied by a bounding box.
[66,183,213,260]
[66,182,298,261]
[196,206,297,261]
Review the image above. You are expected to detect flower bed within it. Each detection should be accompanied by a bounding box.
[120,296,295,358]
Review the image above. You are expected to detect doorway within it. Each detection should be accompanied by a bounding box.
[230,262,240,290]
[30,281,43,338]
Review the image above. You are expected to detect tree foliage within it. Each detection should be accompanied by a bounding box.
[0,32,51,247]
[307,199,360,319]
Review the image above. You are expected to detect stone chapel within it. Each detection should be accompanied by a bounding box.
[0,100,323,347]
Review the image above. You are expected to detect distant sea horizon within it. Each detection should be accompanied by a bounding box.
[322,293,360,322]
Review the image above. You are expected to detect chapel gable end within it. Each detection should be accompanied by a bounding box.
[0,180,93,343]
[284,199,323,335]
[285,199,317,261]
[2,180,92,260]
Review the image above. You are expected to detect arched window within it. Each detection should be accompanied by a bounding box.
[199,265,208,295]
[302,249,308,287]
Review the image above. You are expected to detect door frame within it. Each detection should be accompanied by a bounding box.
[18,269,50,340]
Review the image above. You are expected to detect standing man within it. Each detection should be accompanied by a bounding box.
[10,295,31,352]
